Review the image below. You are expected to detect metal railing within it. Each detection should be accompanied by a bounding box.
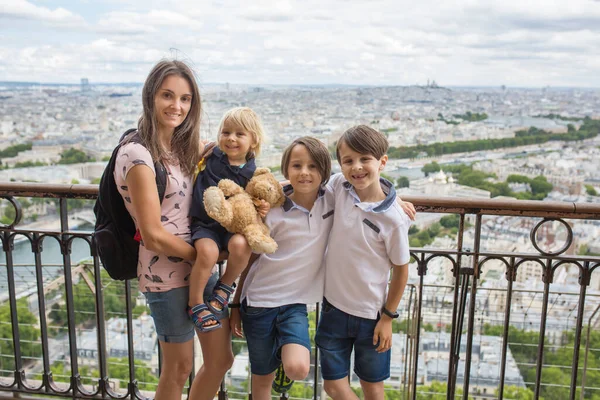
[1,182,600,400]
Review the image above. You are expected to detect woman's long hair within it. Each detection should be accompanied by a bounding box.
[136,59,202,176]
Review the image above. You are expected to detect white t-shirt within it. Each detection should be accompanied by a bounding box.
[241,186,334,307]
[324,173,411,320]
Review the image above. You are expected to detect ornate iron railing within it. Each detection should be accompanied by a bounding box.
[1,182,600,400]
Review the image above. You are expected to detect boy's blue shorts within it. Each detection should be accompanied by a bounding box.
[315,298,391,383]
[144,272,229,343]
[240,299,311,375]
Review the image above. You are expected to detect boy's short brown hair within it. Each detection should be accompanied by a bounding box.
[281,136,332,185]
[336,125,389,162]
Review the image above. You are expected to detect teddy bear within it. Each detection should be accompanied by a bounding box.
[203,167,286,254]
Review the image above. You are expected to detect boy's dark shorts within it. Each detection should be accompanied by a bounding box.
[191,225,234,253]
[240,299,311,375]
[315,298,390,383]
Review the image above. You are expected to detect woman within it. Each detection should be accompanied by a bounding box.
[114,59,233,400]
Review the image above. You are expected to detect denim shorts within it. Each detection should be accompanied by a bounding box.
[191,225,233,253]
[144,272,229,343]
[240,299,311,375]
[315,298,390,383]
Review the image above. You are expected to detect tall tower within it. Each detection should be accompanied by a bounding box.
[81,78,90,92]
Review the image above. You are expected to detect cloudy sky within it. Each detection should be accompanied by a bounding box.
[1,0,600,87]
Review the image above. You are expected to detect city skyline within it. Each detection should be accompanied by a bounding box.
[2,0,600,87]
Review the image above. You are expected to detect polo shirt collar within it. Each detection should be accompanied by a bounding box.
[282,184,326,212]
[213,146,256,180]
[343,177,396,213]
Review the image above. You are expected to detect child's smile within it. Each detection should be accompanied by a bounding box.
[219,119,254,165]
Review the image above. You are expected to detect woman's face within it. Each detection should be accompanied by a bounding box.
[154,75,193,134]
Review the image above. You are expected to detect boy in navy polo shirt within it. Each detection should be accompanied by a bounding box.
[188,107,266,332]
[316,125,411,399]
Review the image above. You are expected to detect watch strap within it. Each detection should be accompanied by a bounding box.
[381,306,399,319]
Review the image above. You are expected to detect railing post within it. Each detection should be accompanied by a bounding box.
[569,262,590,400]
[217,261,228,400]
[31,233,52,392]
[447,213,466,399]
[403,285,415,400]
[410,252,426,400]
[313,301,320,400]
[533,258,554,400]
[498,256,517,400]
[90,236,110,397]
[580,302,600,399]
[3,230,24,389]
[462,214,483,399]
[57,198,82,397]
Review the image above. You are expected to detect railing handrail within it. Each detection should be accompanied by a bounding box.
[2,181,600,219]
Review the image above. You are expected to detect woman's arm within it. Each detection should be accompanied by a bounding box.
[126,164,196,261]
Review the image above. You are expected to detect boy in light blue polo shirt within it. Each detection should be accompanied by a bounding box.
[316,125,411,400]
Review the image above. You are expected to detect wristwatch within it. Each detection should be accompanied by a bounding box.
[381,306,399,319]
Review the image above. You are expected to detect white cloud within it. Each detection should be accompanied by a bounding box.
[96,10,203,35]
[0,0,86,28]
[1,0,600,86]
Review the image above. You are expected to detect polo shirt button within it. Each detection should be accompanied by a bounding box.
[310,214,312,217]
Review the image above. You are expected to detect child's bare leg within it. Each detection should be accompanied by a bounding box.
[360,379,385,400]
[323,378,360,400]
[251,371,277,400]
[281,344,310,381]
[210,233,251,311]
[189,239,219,325]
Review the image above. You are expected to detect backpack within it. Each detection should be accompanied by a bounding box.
[93,129,167,280]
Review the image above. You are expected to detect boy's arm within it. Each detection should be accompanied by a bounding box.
[230,253,260,338]
[373,263,409,353]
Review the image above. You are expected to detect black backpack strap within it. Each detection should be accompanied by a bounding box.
[123,129,168,204]
[154,161,167,204]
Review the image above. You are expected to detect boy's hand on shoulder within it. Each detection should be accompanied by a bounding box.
[373,317,393,353]
[230,308,244,338]
[396,198,416,221]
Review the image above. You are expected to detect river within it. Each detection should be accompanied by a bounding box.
[0,223,95,299]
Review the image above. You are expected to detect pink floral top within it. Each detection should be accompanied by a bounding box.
[114,142,194,293]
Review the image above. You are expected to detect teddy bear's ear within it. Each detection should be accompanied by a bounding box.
[253,167,271,176]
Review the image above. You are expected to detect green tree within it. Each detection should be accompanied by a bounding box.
[0,143,32,158]
[530,176,553,197]
[586,185,598,196]
[59,148,93,164]
[439,214,460,229]
[4,204,17,222]
[107,357,159,391]
[49,269,133,327]
[422,162,441,176]
[507,174,531,184]
[0,299,42,375]
[397,176,410,188]
[499,385,534,400]
[416,381,462,399]
[13,160,47,168]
